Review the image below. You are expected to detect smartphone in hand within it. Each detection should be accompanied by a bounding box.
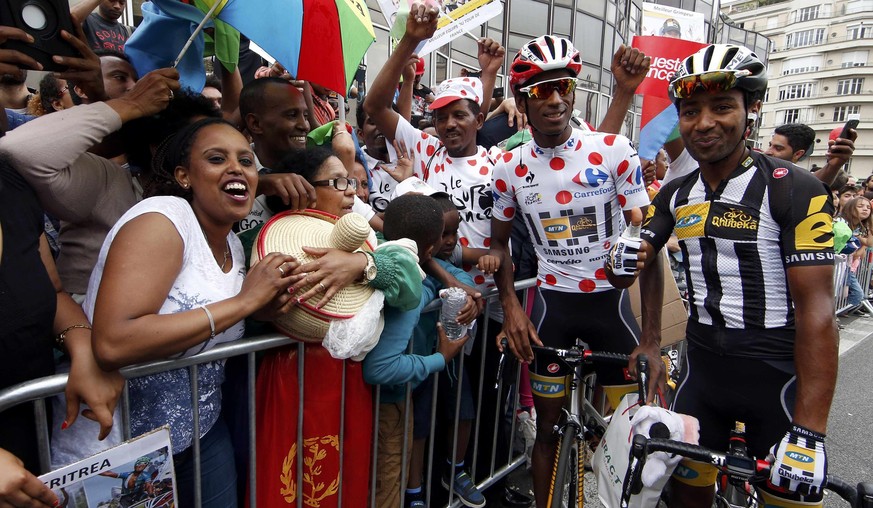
[840,119,860,140]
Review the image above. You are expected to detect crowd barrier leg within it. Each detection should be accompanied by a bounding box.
[834,254,852,315]
[248,352,257,508]
[857,248,873,314]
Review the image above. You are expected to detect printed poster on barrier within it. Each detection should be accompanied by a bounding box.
[377,0,503,57]
[641,2,706,43]
[39,427,176,508]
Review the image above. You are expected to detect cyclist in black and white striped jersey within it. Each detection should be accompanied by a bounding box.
[607,44,837,508]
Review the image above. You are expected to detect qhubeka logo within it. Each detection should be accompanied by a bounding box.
[709,206,759,241]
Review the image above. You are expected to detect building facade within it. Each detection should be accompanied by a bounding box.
[362,0,768,140]
[724,0,872,176]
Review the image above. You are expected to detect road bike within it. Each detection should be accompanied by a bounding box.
[498,339,649,508]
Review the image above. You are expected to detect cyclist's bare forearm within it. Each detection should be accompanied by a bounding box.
[490,218,518,311]
[788,264,838,434]
[638,248,663,348]
[490,218,540,362]
[635,251,666,402]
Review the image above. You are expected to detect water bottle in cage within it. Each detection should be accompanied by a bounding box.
[439,287,468,340]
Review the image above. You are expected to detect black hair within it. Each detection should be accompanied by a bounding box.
[204,74,221,92]
[146,117,235,199]
[356,99,400,130]
[95,49,133,64]
[265,147,337,212]
[239,77,293,120]
[0,69,26,85]
[432,194,458,214]
[38,74,65,114]
[773,123,815,154]
[383,194,443,252]
[122,90,222,175]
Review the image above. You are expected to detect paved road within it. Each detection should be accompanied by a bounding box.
[824,313,873,507]
[503,314,873,507]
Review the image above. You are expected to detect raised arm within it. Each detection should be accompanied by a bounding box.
[363,2,439,144]
[477,38,506,116]
[71,0,102,26]
[598,44,650,134]
[220,66,243,125]
[1,69,180,221]
[397,55,419,121]
[814,129,857,187]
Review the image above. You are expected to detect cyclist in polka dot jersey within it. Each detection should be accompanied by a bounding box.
[489,35,650,508]
[364,8,506,299]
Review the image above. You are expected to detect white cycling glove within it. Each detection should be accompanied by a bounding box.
[607,226,643,277]
[769,424,828,497]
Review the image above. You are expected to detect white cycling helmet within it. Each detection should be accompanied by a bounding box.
[509,35,583,92]
[668,44,767,105]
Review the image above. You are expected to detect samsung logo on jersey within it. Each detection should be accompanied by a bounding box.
[784,252,835,264]
[545,224,568,234]
[676,215,702,228]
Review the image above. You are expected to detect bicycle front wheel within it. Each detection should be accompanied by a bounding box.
[549,430,582,508]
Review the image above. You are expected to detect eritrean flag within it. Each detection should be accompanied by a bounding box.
[632,36,706,160]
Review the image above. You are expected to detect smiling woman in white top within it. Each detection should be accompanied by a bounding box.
[87,118,299,507]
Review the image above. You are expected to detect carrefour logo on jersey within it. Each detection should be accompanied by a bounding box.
[573,168,609,188]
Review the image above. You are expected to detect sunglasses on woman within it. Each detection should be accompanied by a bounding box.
[518,77,579,99]
[312,177,358,191]
[670,69,751,100]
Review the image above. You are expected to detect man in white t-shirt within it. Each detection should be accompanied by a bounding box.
[364,7,504,297]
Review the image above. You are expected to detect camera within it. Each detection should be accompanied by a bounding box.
[0,0,80,72]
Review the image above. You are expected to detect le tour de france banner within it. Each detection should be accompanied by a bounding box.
[632,4,707,160]
[39,428,176,508]
[378,0,503,57]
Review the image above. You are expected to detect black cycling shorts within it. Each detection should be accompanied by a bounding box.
[671,343,796,459]
[528,287,639,386]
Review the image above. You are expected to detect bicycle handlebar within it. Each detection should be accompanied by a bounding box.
[622,434,873,508]
[496,339,650,403]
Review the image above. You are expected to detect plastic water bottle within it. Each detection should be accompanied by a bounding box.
[439,287,468,340]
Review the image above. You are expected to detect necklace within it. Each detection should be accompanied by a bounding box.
[218,243,230,271]
[200,224,230,271]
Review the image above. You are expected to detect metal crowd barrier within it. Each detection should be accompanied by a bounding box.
[835,253,852,314]
[5,251,867,507]
[0,279,538,508]
[856,247,873,314]
[834,247,873,316]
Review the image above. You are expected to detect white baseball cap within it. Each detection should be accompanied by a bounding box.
[429,77,484,110]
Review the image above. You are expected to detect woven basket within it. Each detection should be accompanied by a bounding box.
[253,210,375,343]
